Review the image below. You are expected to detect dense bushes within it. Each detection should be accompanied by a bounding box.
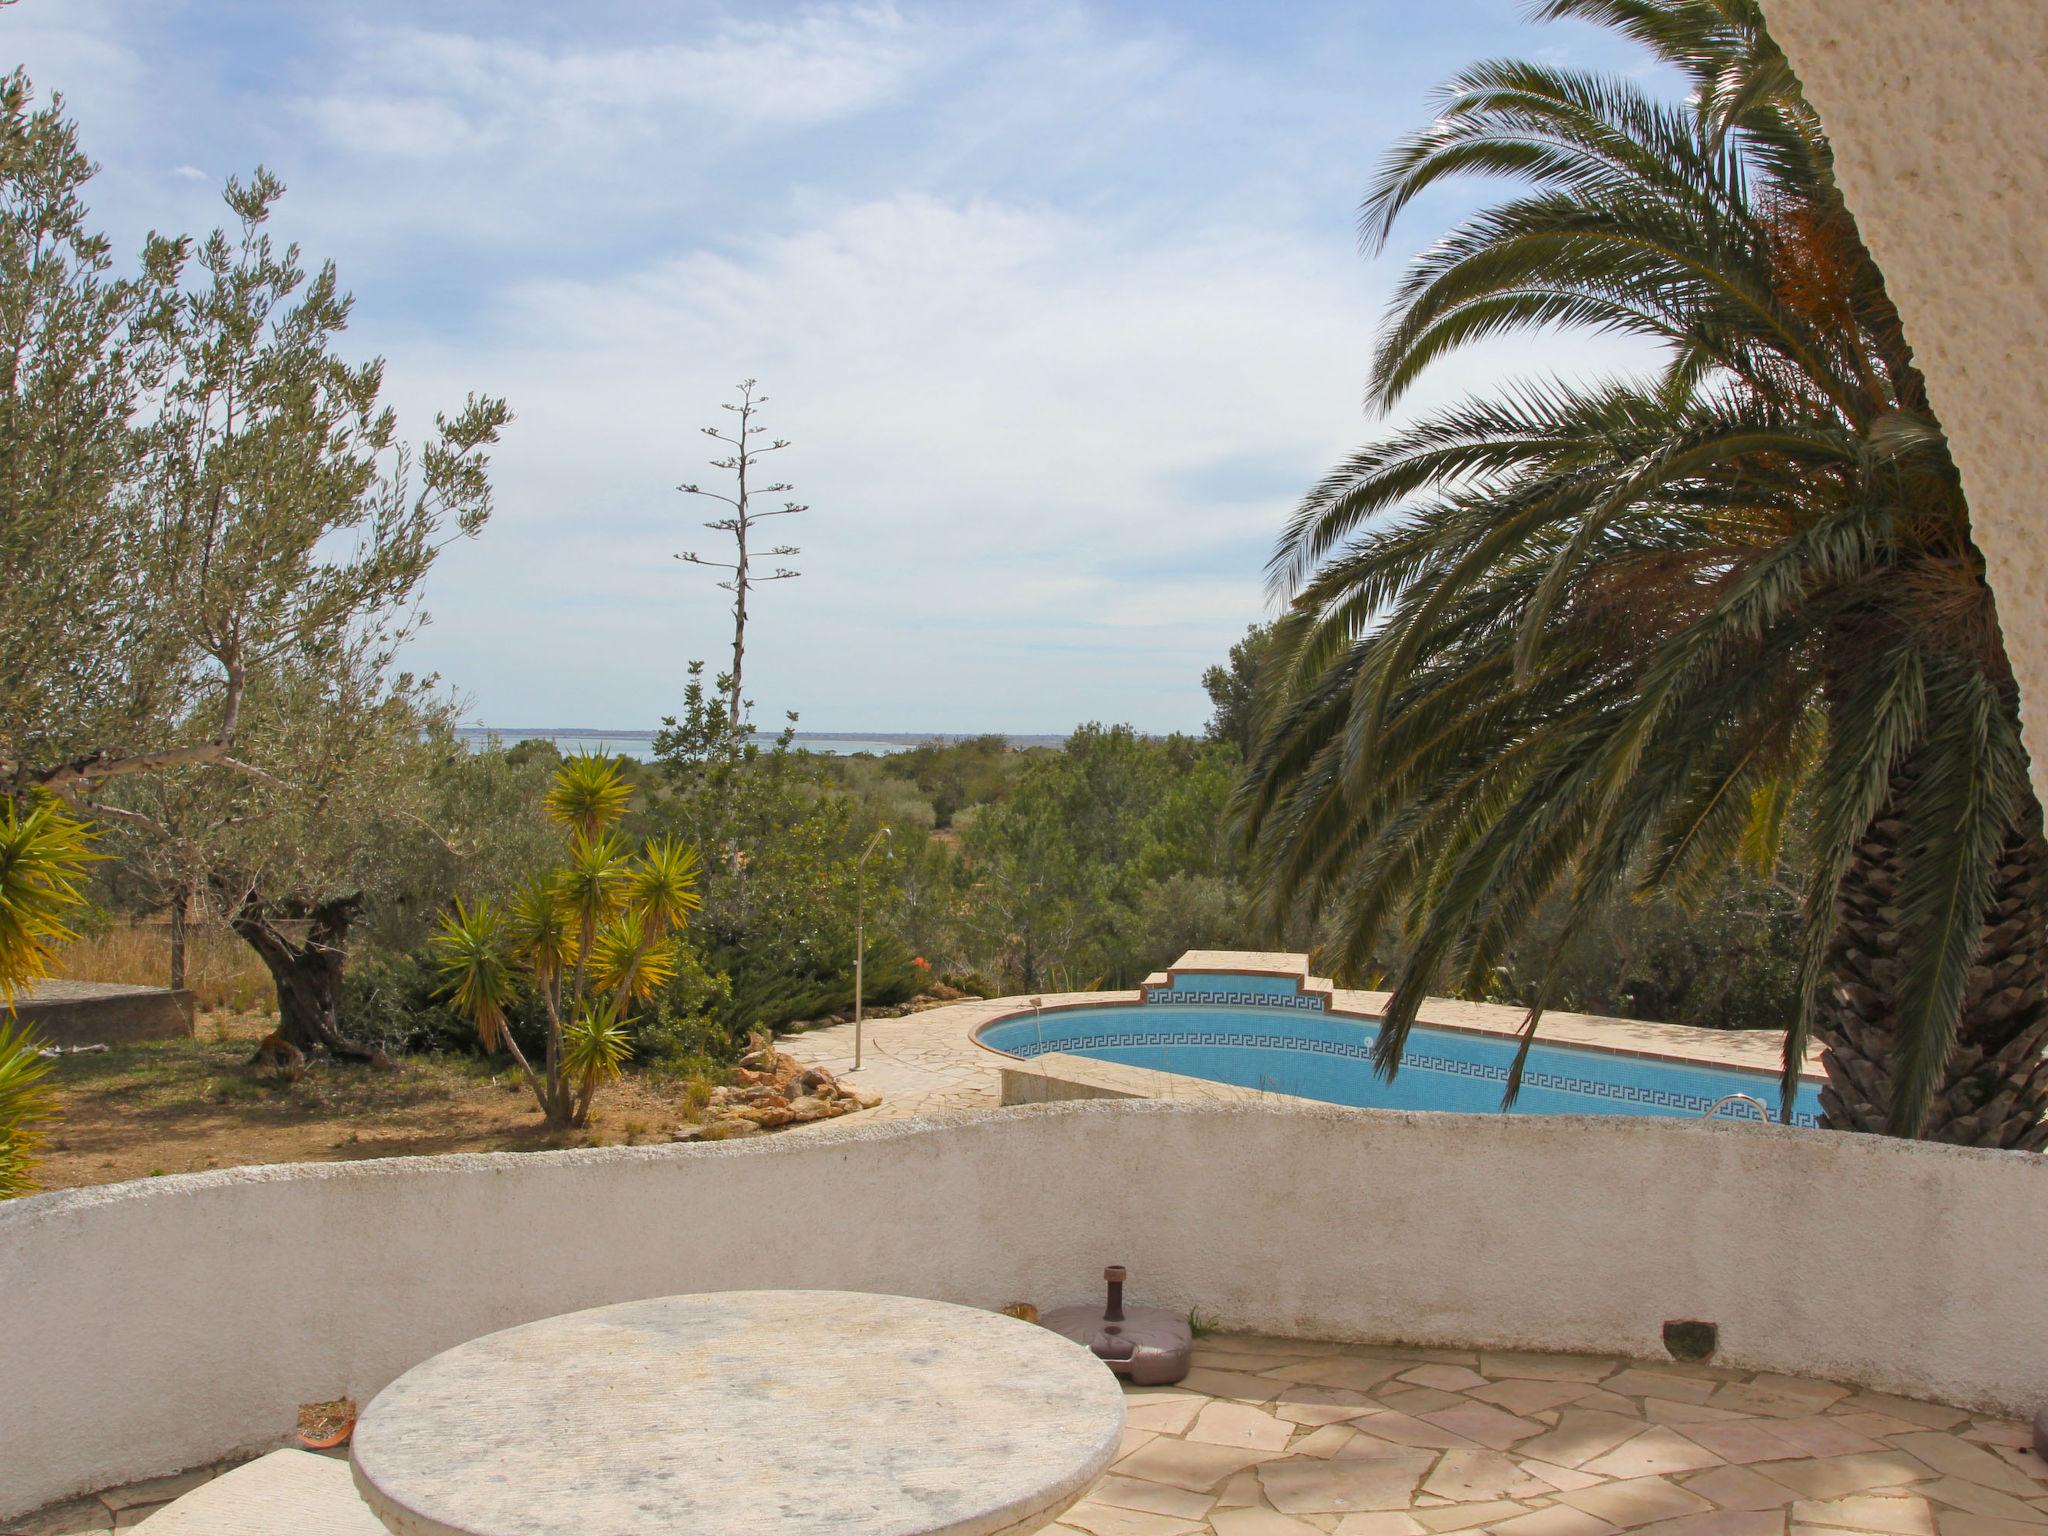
[339,949,481,1056]
[329,716,1810,1067]
[266,635,1824,1073]
[713,930,921,1035]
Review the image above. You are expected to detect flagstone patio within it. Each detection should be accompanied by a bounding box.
[1053,1336,2048,1536]
[20,1337,2045,1535]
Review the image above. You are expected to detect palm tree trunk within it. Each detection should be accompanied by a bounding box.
[1820,795,2048,1150]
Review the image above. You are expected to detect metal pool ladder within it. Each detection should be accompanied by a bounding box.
[1701,1093,1772,1124]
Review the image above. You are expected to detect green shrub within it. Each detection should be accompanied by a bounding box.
[339,947,486,1056]
[713,931,918,1035]
[939,969,998,999]
[628,942,732,1069]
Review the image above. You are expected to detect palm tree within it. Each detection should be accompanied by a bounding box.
[434,756,700,1128]
[1241,0,2048,1148]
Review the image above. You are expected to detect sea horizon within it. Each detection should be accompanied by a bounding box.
[456,726,1071,759]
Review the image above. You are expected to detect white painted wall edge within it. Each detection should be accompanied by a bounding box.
[3,1099,2043,1518]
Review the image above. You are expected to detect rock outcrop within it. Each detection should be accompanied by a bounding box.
[674,1036,879,1141]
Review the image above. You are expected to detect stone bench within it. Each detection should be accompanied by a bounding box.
[136,1451,382,1534]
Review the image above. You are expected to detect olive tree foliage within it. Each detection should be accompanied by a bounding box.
[0,72,512,1053]
[0,71,181,781]
[0,73,509,808]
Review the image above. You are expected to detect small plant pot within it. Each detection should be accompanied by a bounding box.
[297,1397,358,1450]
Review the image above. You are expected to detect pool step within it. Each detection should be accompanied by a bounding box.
[1142,949,1336,1011]
[135,1450,384,1534]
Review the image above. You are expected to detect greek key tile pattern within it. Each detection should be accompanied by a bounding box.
[1144,973,1328,1012]
[1405,1046,1820,1126]
[1142,987,1326,1011]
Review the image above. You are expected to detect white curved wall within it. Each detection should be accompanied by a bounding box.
[4,1100,2046,1518]
[1765,1,2048,794]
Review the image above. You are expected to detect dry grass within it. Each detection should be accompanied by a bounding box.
[52,921,274,1014]
[34,1010,709,1192]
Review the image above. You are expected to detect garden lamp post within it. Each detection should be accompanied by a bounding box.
[853,826,892,1071]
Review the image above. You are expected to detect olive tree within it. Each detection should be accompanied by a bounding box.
[2,83,506,804]
[0,73,511,1052]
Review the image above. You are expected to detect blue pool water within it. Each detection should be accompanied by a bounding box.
[979,1002,1821,1125]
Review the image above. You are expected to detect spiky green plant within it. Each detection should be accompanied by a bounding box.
[562,998,632,1125]
[628,837,703,941]
[507,876,578,988]
[436,757,700,1128]
[588,908,677,1005]
[0,1018,57,1198]
[545,752,634,841]
[430,899,521,1056]
[0,795,97,1006]
[0,794,94,1197]
[1242,0,2048,1147]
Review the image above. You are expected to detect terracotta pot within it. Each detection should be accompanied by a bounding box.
[297,1399,357,1450]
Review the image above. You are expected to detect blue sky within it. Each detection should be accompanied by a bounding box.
[9,1,1651,733]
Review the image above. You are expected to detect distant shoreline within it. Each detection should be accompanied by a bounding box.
[461,727,1041,743]
[455,726,1072,757]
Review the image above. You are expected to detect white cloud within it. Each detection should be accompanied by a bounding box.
[306,3,921,161]
[305,95,492,160]
[387,189,1646,731]
[9,0,1667,734]
[171,163,209,181]
[4,0,149,138]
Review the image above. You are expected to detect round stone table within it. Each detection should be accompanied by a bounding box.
[349,1290,1127,1536]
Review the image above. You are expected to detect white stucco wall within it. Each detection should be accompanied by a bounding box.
[4,1100,2045,1519]
[1765,0,2048,794]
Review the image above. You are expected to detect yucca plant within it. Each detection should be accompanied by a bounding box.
[0,1017,57,1199]
[1242,0,2048,1148]
[434,755,700,1127]
[1,794,97,1006]
[0,794,95,1196]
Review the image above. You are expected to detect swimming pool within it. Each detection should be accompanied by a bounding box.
[978,996,1822,1125]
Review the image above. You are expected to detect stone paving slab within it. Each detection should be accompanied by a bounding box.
[1041,1341,2047,1536]
[3,1451,311,1534]
[23,1341,2043,1536]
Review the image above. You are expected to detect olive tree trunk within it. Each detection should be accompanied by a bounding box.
[226,888,381,1063]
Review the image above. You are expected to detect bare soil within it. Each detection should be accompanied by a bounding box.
[33,1011,704,1193]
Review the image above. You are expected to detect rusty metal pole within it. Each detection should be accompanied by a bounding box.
[853,826,892,1071]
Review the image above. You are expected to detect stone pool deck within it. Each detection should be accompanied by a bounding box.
[19,1339,2045,1535]
[782,990,1827,1127]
